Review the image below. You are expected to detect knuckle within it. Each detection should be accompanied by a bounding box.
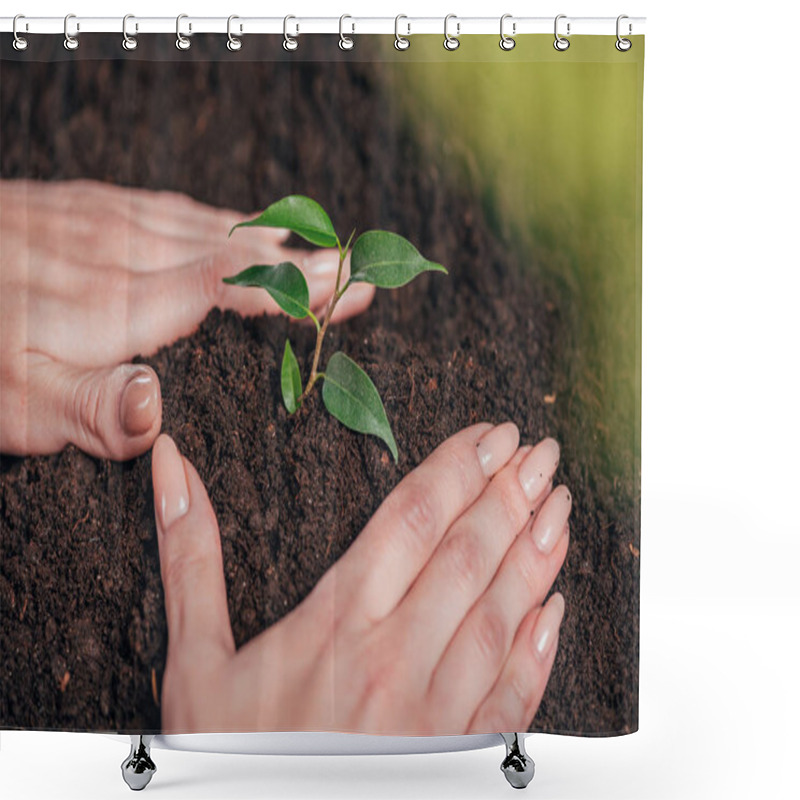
[442,531,485,594]
[156,188,196,208]
[71,373,106,443]
[507,670,532,710]
[517,545,539,596]
[200,254,226,307]
[197,253,228,308]
[472,606,508,667]
[163,548,208,604]
[487,477,530,544]
[499,471,530,526]
[83,208,128,250]
[507,670,537,723]
[479,673,532,733]
[215,207,242,228]
[442,438,481,499]
[396,480,440,556]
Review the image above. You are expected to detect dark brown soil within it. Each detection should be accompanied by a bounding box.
[0,36,639,735]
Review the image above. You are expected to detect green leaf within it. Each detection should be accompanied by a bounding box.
[223,263,310,319]
[229,195,338,248]
[281,340,302,414]
[349,231,447,289]
[322,352,398,463]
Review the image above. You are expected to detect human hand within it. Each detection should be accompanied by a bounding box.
[151,423,570,735]
[0,179,374,459]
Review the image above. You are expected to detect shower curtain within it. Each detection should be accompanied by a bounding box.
[0,30,642,739]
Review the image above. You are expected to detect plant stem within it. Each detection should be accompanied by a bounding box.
[300,232,354,401]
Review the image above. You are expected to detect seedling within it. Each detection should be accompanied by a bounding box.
[224,195,447,462]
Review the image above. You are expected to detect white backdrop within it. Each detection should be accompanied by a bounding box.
[2,1,799,798]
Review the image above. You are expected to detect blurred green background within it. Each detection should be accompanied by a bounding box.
[387,35,643,477]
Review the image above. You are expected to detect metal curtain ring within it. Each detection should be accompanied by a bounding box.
[176,14,191,50]
[553,14,570,51]
[12,15,28,51]
[283,15,298,51]
[499,14,515,51]
[616,14,632,51]
[394,14,410,50]
[227,15,242,51]
[444,14,460,51]
[63,13,79,51]
[122,14,138,51]
[339,14,354,50]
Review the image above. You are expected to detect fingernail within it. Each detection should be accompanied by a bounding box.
[532,594,565,661]
[155,436,190,530]
[120,368,159,436]
[518,438,560,502]
[476,422,520,477]
[532,485,572,554]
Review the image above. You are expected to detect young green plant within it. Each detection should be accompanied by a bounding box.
[223,195,447,462]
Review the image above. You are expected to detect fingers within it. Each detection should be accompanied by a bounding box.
[4,178,290,274]
[9,356,161,460]
[388,438,561,680]
[23,179,290,249]
[75,247,346,361]
[467,593,565,733]
[127,187,291,245]
[325,282,376,323]
[307,250,375,324]
[311,423,520,634]
[295,249,352,312]
[426,487,570,731]
[19,250,369,374]
[152,434,236,659]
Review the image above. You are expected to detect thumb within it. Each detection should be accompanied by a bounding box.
[25,359,161,460]
[152,434,235,660]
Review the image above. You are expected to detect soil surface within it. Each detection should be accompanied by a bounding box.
[0,36,639,735]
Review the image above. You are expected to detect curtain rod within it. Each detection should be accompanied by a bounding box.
[1,16,646,37]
